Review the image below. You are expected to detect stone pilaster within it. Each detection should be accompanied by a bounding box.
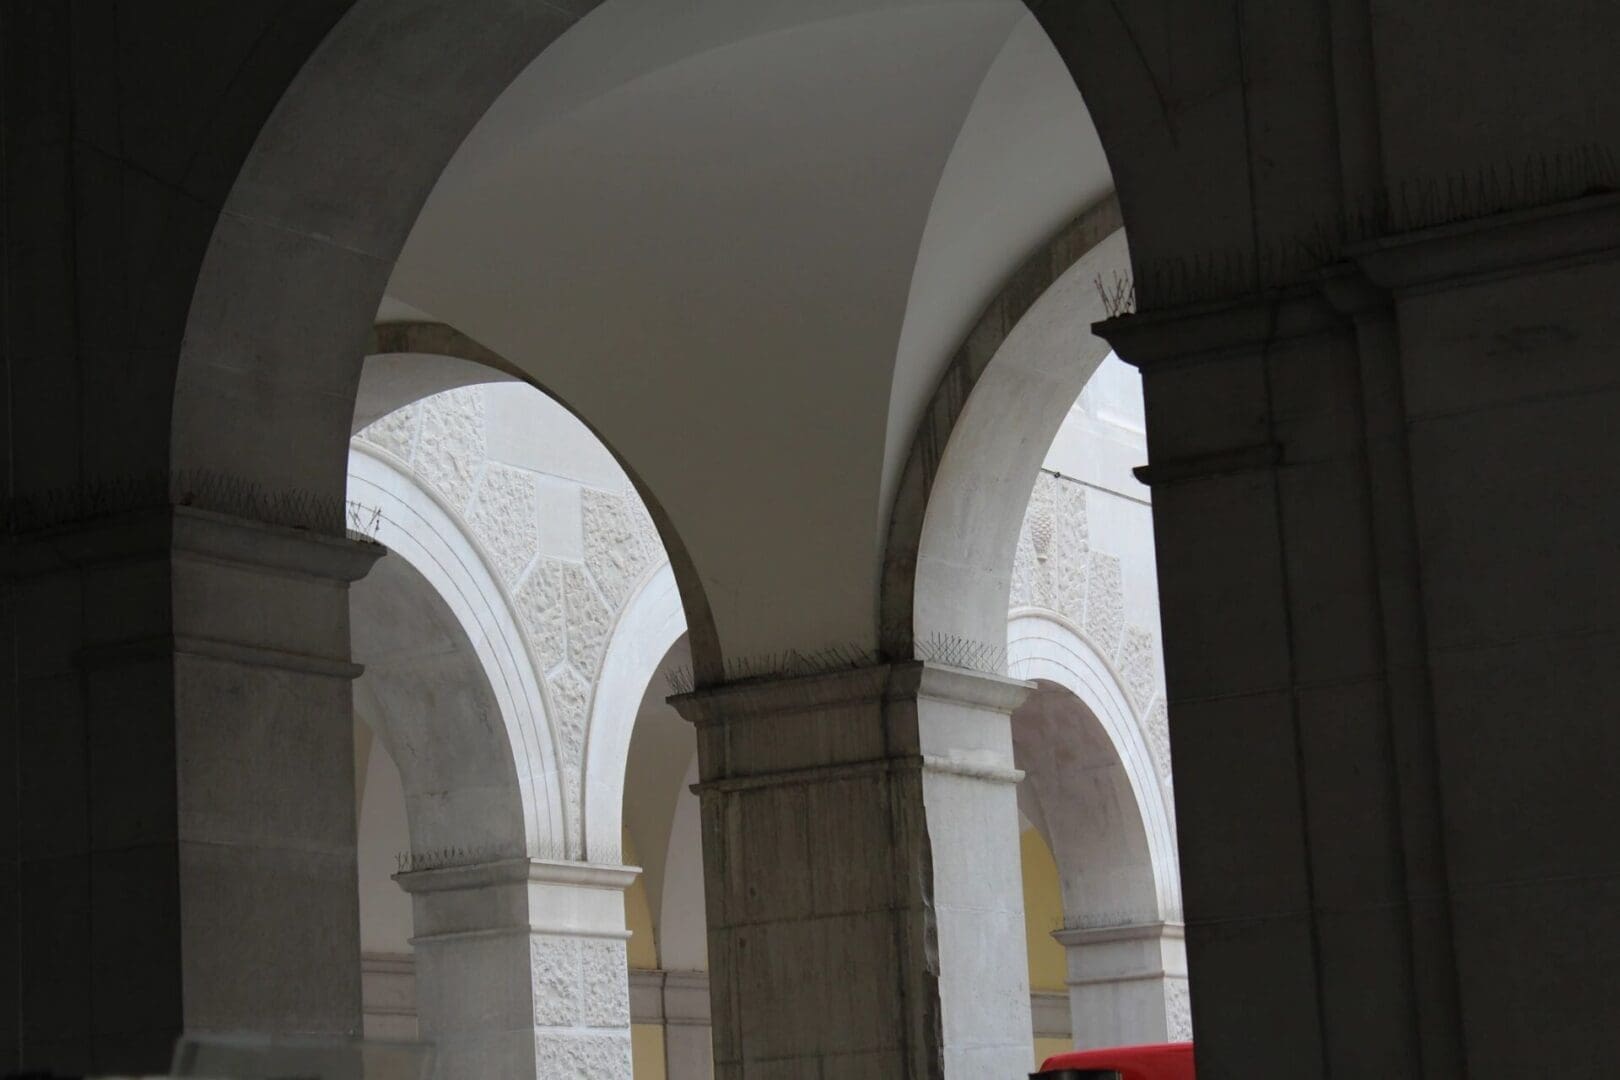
[1052,922,1188,1049]
[4,505,381,1072]
[671,661,1034,1078]
[396,857,638,1079]
[1098,192,1620,1077]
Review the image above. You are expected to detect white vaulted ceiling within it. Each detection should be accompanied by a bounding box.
[386,0,1111,659]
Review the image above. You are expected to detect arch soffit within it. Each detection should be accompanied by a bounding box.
[1007,610,1181,919]
[581,563,689,864]
[882,197,1127,656]
[348,445,568,858]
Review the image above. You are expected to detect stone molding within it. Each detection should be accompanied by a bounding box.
[1053,920,1185,949]
[1351,191,1620,295]
[394,857,640,895]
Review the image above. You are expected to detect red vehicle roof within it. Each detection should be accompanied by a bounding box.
[1035,1041,1195,1080]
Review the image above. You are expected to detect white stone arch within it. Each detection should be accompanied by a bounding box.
[582,562,687,864]
[347,443,567,859]
[1006,610,1178,922]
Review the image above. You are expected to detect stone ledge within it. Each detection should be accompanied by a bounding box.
[395,856,640,894]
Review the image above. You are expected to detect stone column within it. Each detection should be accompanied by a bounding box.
[671,661,1033,1078]
[396,857,638,1079]
[5,505,381,1071]
[1098,194,1620,1076]
[1052,922,1188,1049]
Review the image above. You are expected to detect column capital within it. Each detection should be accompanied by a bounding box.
[1094,286,1342,372]
[670,660,1030,790]
[397,857,640,942]
[1052,920,1185,949]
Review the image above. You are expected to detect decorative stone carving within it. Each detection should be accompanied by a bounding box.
[467,461,541,584]
[563,563,615,677]
[1010,472,1171,790]
[1118,627,1159,716]
[1146,699,1173,783]
[514,559,568,672]
[546,663,591,765]
[360,401,421,460]
[581,489,656,608]
[1084,551,1125,657]
[413,388,485,512]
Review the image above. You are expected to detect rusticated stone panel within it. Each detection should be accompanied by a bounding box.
[535,1033,632,1079]
[530,935,633,1078]
[531,937,582,1026]
[581,941,630,1027]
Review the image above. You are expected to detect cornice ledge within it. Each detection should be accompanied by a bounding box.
[1095,285,1339,371]
[1349,191,1620,294]
[395,856,640,894]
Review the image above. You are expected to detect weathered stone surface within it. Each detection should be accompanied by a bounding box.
[467,461,540,585]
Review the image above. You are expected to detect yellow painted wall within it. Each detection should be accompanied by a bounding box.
[623,829,660,969]
[1035,1037,1073,1069]
[632,1023,668,1080]
[1021,827,1068,993]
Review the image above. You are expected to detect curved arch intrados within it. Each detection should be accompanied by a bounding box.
[1007,611,1179,922]
[349,446,568,856]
